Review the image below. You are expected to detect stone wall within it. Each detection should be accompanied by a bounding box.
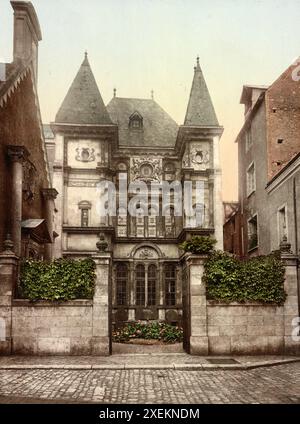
[183,252,300,356]
[0,249,111,356]
[12,301,93,355]
[207,303,284,354]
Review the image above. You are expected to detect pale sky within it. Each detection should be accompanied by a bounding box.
[1,0,300,200]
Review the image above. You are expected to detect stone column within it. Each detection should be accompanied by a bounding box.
[280,238,300,354]
[42,188,58,261]
[0,237,19,354]
[92,252,112,355]
[7,146,29,257]
[184,254,208,355]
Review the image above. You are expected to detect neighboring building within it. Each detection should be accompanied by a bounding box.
[0,1,56,260]
[223,201,241,255]
[47,56,224,327]
[229,62,300,258]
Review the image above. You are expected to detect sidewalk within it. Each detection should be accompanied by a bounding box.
[0,353,299,370]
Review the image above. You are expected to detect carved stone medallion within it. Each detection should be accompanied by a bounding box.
[75,147,95,162]
[131,157,162,182]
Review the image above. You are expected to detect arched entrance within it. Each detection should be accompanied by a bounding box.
[111,244,183,344]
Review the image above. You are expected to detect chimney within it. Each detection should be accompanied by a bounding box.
[10,1,42,82]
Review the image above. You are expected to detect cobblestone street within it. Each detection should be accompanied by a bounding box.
[0,363,299,404]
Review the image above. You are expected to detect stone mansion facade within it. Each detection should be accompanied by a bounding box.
[45,54,224,328]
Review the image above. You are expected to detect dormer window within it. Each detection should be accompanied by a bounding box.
[129,111,143,129]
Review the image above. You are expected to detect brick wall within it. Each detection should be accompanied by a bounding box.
[266,64,300,181]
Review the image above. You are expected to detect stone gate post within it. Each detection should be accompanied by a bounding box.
[92,252,112,355]
[183,254,208,355]
[0,237,19,354]
[280,238,300,355]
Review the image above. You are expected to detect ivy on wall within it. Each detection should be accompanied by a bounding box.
[204,251,287,305]
[20,258,96,301]
[180,236,217,255]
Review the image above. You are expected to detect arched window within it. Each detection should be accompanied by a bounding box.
[116,263,128,306]
[147,264,157,306]
[165,264,176,306]
[136,264,145,306]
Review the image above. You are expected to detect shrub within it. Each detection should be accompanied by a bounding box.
[113,321,183,344]
[180,236,216,255]
[204,251,286,305]
[20,258,96,301]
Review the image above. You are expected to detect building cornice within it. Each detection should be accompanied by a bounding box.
[266,153,300,194]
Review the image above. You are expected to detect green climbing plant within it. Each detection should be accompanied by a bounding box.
[19,258,96,301]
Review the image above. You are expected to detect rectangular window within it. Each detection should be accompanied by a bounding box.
[147,265,157,306]
[136,265,145,306]
[278,205,287,243]
[245,129,252,152]
[116,263,127,306]
[248,214,258,251]
[247,162,256,196]
[165,264,176,306]
[81,209,89,227]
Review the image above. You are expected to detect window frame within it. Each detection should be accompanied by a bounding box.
[246,161,256,197]
[164,263,176,306]
[116,263,128,306]
[245,128,252,152]
[277,203,288,245]
[247,213,258,251]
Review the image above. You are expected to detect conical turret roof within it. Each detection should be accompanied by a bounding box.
[184,58,219,126]
[55,53,112,125]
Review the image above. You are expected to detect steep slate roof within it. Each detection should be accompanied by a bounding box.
[106,97,178,147]
[184,58,219,126]
[55,54,112,125]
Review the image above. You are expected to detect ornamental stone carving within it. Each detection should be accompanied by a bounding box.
[133,246,159,259]
[131,157,162,182]
[75,147,95,162]
[182,143,210,170]
[190,146,209,167]
[22,160,37,202]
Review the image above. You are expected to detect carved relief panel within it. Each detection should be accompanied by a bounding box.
[66,139,103,168]
[182,141,212,171]
[130,157,162,183]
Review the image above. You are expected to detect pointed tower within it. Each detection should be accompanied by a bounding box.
[50,54,117,259]
[55,53,112,125]
[176,58,224,249]
[184,57,219,127]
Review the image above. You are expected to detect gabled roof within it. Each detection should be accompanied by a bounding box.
[0,59,51,187]
[0,61,29,107]
[240,85,269,104]
[55,53,112,125]
[106,97,178,147]
[184,58,219,126]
